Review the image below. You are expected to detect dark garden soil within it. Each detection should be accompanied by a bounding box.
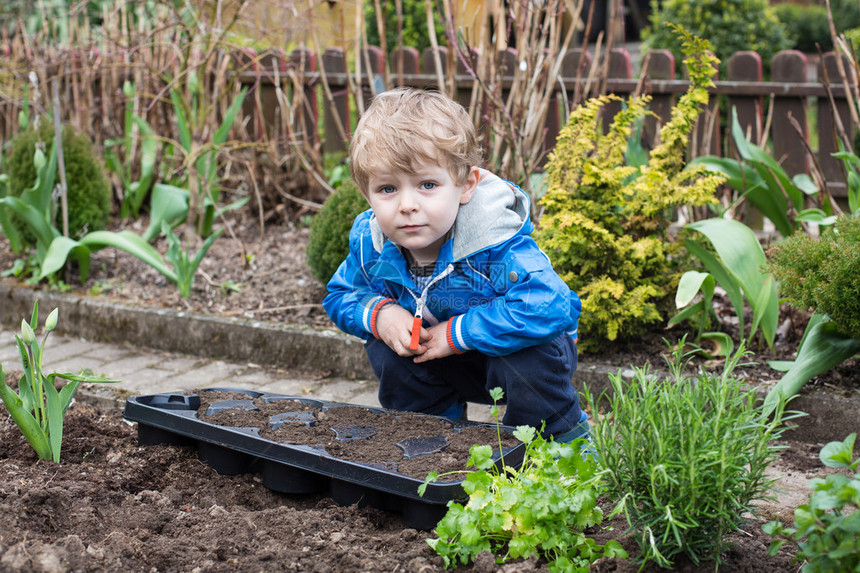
[0,213,857,571]
[0,395,834,573]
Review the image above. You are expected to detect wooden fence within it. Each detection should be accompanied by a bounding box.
[1,43,857,199]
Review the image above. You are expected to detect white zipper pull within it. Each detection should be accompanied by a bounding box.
[409,264,454,350]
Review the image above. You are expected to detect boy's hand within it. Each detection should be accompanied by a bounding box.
[413,322,456,363]
[376,304,429,357]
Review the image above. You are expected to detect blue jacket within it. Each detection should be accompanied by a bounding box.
[323,169,581,357]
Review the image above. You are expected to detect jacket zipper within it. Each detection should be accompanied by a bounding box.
[409,264,455,350]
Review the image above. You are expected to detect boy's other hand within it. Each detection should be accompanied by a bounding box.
[413,322,456,363]
[376,304,430,357]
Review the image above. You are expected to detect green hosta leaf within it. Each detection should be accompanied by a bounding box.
[764,319,860,415]
[675,270,714,308]
[81,230,177,283]
[38,236,91,281]
[687,217,778,349]
[684,238,746,336]
[144,183,189,242]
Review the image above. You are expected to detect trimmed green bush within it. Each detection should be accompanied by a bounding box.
[772,2,832,53]
[643,0,791,75]
[6,122,111,241]
[306,179,368,285]
[767,216,860,339]
[364,0,446,54]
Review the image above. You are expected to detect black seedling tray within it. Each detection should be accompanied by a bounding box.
[122,388,525,530]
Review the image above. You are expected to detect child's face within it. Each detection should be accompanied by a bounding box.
[365,158,478,266]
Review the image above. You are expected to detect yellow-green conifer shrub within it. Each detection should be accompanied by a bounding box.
[537,28,725,352]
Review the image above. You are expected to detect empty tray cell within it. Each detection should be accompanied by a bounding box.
[396,435,449,459]
[400,497,450,531]
[261,460,326,494]
[204,399,258,417]
[197,441,256,475]
[269,411,316,429]
[331,424,376,441]
[137,423,195,447]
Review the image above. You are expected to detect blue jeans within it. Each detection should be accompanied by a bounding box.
[365,334,586,439]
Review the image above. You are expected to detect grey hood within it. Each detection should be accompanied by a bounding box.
[369,169,530,261]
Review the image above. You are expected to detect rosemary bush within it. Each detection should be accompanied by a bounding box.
[585,342,793,568]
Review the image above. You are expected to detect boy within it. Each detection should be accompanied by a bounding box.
[323,87,588,443]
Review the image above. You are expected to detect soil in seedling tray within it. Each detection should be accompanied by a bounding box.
[197,389,519,481]
[123,388,525,529]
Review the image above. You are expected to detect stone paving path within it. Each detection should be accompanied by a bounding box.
[0,328,498,422]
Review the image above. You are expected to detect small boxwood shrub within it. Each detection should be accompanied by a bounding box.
[6,122,111,241]
[306,179,368,285]
[643,0,791,75]
[766,216,860,339]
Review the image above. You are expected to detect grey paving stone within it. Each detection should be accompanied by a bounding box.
[41,339,99,362]
[257,378,311,396]
[227,367,282,387]
[98,354,165,379]
[153,355,204,374]
[0,343,20,364]
[308,379,376,403]
[124,375,211,395]
[347,388,381,408]
[165,360,245,389]
[465,402,500,424]
[45,356,109,376]
[80,343,134,362]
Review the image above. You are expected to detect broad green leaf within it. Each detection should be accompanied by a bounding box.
[748,274,779,350]
[764,319,860,414]
[81,230,177,283]
[819,433,856,468]
[212,87,247,146]
[130,115,158,216]
[667,300,706,327]
[38,236,92,281]
[0,378,52,460]
[191,228,223,270]
[675,271,713,308]
[0,196,59,249]
[683,237,746,336]
[143,183,189,242]
[767,360,794,372]
[792,173,819,195]
[687,218,776,346]
[795,208,836,225]
[699,332,734,357]
[43,378,64,462]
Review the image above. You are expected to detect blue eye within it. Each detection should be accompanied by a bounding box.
[420,182,437,190]
[378,185,396,194]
